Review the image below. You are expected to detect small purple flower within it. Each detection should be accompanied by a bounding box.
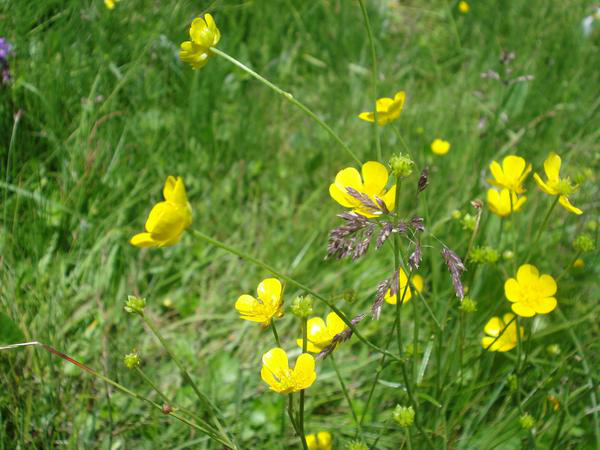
[0,37,14,84]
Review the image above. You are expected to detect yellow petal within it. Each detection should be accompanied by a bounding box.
[335,167,364,194]
[381,184,396,213]
[502,155,526,180]
[317,432,332,450]
[260,366,281,392]
[361,161,388,195]
[516,264,539,285]
[306,317,330,346]
[329,183,355,208]
[538,274,557,297]
[235,294,260,315]
[533,173,557,195]
[535,297,557,314]
[163,176,177,202]
[358,111,375,123]
[412,274,424,293]
[305,434,317,450]
[489,161,505,186]
[130,232,157,248]
[296,339,324,353]
[504,278,521,303]
[484,316,503,337]
[257,278,282,306]
[558,196,583,215]
[326,312,348,337]
[487,189,504,216]
[375,97,394,112]
[481,336,499,351]
[512,302,536,318]
[204,13,220,45]
[145,202,185,242]
[544,152,561,182]
[431,139,450,155]
[292,353,316,390]
[502,313,516,325]
[172,177,189,207]
[262,347,289,374]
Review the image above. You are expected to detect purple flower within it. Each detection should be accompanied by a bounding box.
[0,37,14,84]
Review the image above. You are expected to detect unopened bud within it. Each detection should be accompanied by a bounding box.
[585,220,598,232]
[507,374,518,393]
[460,297,477,313]
[460,213,476,231]
[469,246,500,264]
[573,258,584,269]
[573,234,595,253]
[519,413,535,430]
[451,210,462,220]
[547,344,561,356]
[389,153,414,178]
[393,405,415,427]
[503,250,514,261]
[291,295,314,319]
[123,351,140,369]
[346,441,368,450]
[124,295,146,314]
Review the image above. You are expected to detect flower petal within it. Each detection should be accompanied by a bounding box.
[317,432,332,449]
[163,176,176,202]
[516,264,539,285]
[512,302,536,318]
[335,167,364,193]
[292,353,316,390]
[544,152,561,182]
[481,336,499,351]
[262,347,289,374]
[361,161,388,196]
[130,232,157,248]
[538,274,557,297]
[326,312,348,337]
[535,297,557,314]
[533,173,557,195]
[504,278,521,303]
[145,202,185,241]
[502,155,526,180]
[329,183,355,207]
[296,339,324,353]
[306,317,330,346]
[484,316,503,337]
[558,196,583,215]
[257,278,282,306]
[381,184,396,212]
[358,111,375,123]
[375,97,394,112]
[489,161,505,187]
[235,294,260,315]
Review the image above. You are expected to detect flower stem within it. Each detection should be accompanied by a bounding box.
[527,196,559,261]
[288,393,307,450]
[191,229,403,362]
[556,250,582,282]
[271,320,282,347]
[330,353,362,437]
[298,319,308,448]
[357,0,382,161]
[210,47,361,165]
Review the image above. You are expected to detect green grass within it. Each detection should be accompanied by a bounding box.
[1,0,599,448]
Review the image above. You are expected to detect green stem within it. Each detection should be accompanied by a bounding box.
[330,353,362,437]
[191,229,402,362]
[556,250,582,282]
[210,47,361,165]
[527,196,559,261]
[514,317,524,411]
[298,319,308,448]
[271,320,282,347]
[288,393,307,450]
[509,193,517,273]
[357,0,381,161]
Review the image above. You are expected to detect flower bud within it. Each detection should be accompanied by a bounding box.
[519,413,535,430]
[123,350,140,369]
[507,374,518,393]
[291,295,314,319]
[503,250,514,261]
[468,246,500,264]
[389,153,414,178]
[346,441,368,450]
[585,220,598,232]
[393,405,415,428]
[451,210,462,220]
[460,213,476,231]
[573,234,595,253]
[124,295,146,314]
[546,344,561,356]
[459,297,477,313]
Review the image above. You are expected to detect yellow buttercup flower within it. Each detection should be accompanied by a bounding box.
[504,264,557,317]
[487,188,526,217]
[261,348,316,394]
[104,0,119,9]
[329,161,396,217]
[235,278,284,326]
[297,312,348,353]
[488,155,531,194]
[431,139,450,155]
[481,313,521,352]
[306,432,332,450]
[130,176,192,248]
[458,1,470,13]
[358,91,405,125]
[533,152,583,215]
[384,270,424,305]
[179,14,221,70]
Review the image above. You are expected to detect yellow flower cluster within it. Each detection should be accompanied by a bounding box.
[358,91,405,125]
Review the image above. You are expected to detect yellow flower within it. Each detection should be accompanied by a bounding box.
[504,264,557,317]
[235,278,284,325]
[431,139,450,155]
[179,14,220,70]
[306,432,332,450]
[533,152,583,215]
[261,348,316,394]
[573,258,584,268]
[358,91,405,125]
[487,188,526,217]
[384,270,424,305]
[104,0,119,9]
[481,313,521,352]
[130,176,192,248]
[488,155,531,194]
[297,312,348,353]
[458,1,470,13]
[329,161,396,217]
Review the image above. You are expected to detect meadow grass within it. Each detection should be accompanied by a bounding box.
[1,0,599,448]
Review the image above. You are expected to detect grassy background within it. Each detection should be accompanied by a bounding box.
[1,0,599,448]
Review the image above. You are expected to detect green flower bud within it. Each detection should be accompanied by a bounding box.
[389,153,414,178]
[346,441,368,450]
[585,220,598,232]
[573,234,595,253]
[459,297,477,313]
[451,210,462,220]
[503,250,514,261]
[393,405,415,427]
[507,374,518,393]
[468,246,500,265]
[460,213,476,231]
[123,351,140,369]
[291,295,314,319]
[519,413,535,430]
[546,344,561,356]
[124,295,146,314]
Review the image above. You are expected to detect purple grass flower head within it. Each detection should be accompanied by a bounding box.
[0,37,14,84]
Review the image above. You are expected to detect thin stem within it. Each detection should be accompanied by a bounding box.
[514,317,524,411]
[527,196,559,261]
[549,411,566,450]
[191,229,402,362]
[210,47,361,165]
[556,250,582,282]
[135,366,170,404]
[298,319,308,448]
[509,194,517,273]
[271,320,282,347]
[357,0,382,161]
[330,354,362,437]
[288,393,307,450]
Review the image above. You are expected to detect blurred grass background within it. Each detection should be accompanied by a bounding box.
[1,0,599,448]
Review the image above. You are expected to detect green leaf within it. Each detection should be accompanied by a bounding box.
[0,311,25,344]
